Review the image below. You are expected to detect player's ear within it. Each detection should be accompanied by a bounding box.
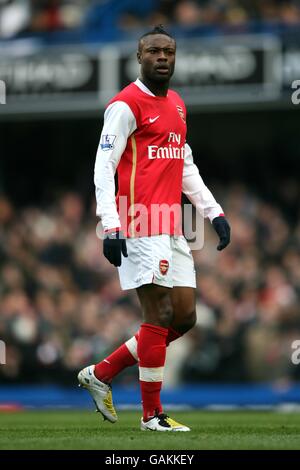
[137,51,141,64]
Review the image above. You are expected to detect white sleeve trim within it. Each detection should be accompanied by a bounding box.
[182,143,224,222]
[94,101,137,231]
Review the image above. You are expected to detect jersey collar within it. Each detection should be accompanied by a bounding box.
[134,78,168,98]
[134,78,155,96]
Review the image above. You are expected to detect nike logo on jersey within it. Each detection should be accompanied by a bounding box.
[149,116,160,123]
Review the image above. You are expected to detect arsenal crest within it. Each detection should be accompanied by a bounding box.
[176,105,186,123]
[159,259,169,275]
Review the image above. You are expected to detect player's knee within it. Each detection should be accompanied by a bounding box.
[156,291,174,327]
[157,304,174,328]
[143,304,174,328]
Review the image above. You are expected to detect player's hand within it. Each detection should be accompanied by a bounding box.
[103,230,128,267]
[212,216,231,251]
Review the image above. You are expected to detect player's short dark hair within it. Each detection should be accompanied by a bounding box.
[138,25,175,51]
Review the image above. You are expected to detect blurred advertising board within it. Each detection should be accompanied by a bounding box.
[0,47,100,116]
[0,33,298,117]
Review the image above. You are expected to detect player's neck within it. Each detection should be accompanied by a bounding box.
[139,77,169,97]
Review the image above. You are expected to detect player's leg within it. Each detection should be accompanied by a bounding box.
[91,324,184,386]
[170,286,196,335]
[77,235,168,423]
[107,286,195,373]
[169,235,197,335]
[136,283,190,432]
[91,235,173,386]
[136,283,172,419]
[89,237,196,391]
[77,235,191,427]
[76,235,147,423]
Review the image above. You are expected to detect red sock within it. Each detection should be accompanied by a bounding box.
[126,328,181,355]
[94,341,137,383]
[94,328,181,384]
[137,323,168,421]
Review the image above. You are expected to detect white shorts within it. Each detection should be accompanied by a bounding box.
[118,234,196,290]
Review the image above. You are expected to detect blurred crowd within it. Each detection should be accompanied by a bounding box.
[1,0,300,39]
[0,183,299,386]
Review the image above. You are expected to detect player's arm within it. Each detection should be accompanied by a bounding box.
[182,143,231,250]
[94,101,137,265]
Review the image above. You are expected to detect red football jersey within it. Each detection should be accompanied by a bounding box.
[108,82,187,237]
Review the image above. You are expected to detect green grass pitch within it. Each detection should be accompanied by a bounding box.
[0,410,300,450]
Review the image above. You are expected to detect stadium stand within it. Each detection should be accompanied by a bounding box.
[1,0,300,42]
[0,183,299,386]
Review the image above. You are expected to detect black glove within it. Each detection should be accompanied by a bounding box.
[212,216,231,251]
[103,230,128,267]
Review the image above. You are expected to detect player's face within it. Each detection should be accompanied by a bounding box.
[137,34,176,83]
